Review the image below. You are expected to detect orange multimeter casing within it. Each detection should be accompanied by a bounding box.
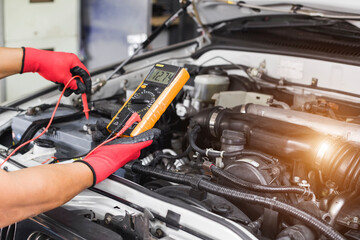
[107,63,190,137]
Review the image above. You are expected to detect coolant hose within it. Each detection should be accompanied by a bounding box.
[128,163,345,240]
[210,164,308,195]
[189,125,277,163]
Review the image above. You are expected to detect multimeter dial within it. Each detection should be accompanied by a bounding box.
[127,90,156,114]
[107,63,190,136]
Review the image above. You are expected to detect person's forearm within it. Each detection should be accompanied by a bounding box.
[0,47,23,79]
[0,162,93,227]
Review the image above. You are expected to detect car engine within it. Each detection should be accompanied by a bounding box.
[2,42,360,240]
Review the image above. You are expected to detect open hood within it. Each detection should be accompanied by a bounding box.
[193,0,360,26]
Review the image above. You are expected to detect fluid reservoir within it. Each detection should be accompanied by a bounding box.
[194,73,229,102]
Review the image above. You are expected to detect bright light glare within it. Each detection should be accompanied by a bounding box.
[317,141,330,160]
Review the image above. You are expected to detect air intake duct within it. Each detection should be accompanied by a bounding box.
[191,107,360,191]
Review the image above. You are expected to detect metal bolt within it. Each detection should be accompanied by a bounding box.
[293,176,300,183]
[326,180,337,189]
[267,98,274,104]
[83,124,89,132]
[260,60,266,69]
[311,78,318,87]
[155,228,164,238]
[26,107,37,116]
[104,215,112,225]
[278,78,285,85]
[304,102,312,111]
[271,167,280,175]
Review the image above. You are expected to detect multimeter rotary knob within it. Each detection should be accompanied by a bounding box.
[107,63,189,136]
[127,90,155,113]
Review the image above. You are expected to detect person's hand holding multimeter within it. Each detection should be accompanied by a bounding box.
[107,63,190,136]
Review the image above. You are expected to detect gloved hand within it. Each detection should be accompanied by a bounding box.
[79,128,161,186]
[21,47,92,97]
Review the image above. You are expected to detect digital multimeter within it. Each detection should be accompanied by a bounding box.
[107,63,190,137]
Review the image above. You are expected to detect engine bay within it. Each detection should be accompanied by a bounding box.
[2,45,360,239]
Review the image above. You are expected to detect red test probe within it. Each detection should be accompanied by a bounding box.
[77,76,90,120]
[84,112,142,159]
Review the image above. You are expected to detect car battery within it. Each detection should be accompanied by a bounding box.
[11,107,102,158]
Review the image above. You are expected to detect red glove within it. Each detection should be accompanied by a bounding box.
[21,47,92,97]
[79,128,161,186]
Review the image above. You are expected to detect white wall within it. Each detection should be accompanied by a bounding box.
[0,0,5,103]
[2,0,80,104]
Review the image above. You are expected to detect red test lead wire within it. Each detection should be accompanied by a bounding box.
[0,75,87,167]
[78,76,90,120]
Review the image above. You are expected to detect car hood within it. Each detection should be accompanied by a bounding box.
[194,0,360,26]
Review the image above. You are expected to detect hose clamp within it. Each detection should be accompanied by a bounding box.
[301,188,309,197]
[205,148,225,158]
[205,148,213,157]
[297,179,313,198]
[301,188,314,199]
[209,108,223,137]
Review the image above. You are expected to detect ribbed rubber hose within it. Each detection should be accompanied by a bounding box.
[198,180,345,240]
[211,165,307,195]
[129,164,345,240]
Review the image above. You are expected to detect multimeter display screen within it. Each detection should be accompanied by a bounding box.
[146,69,175,85]
[107,63,189,136]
